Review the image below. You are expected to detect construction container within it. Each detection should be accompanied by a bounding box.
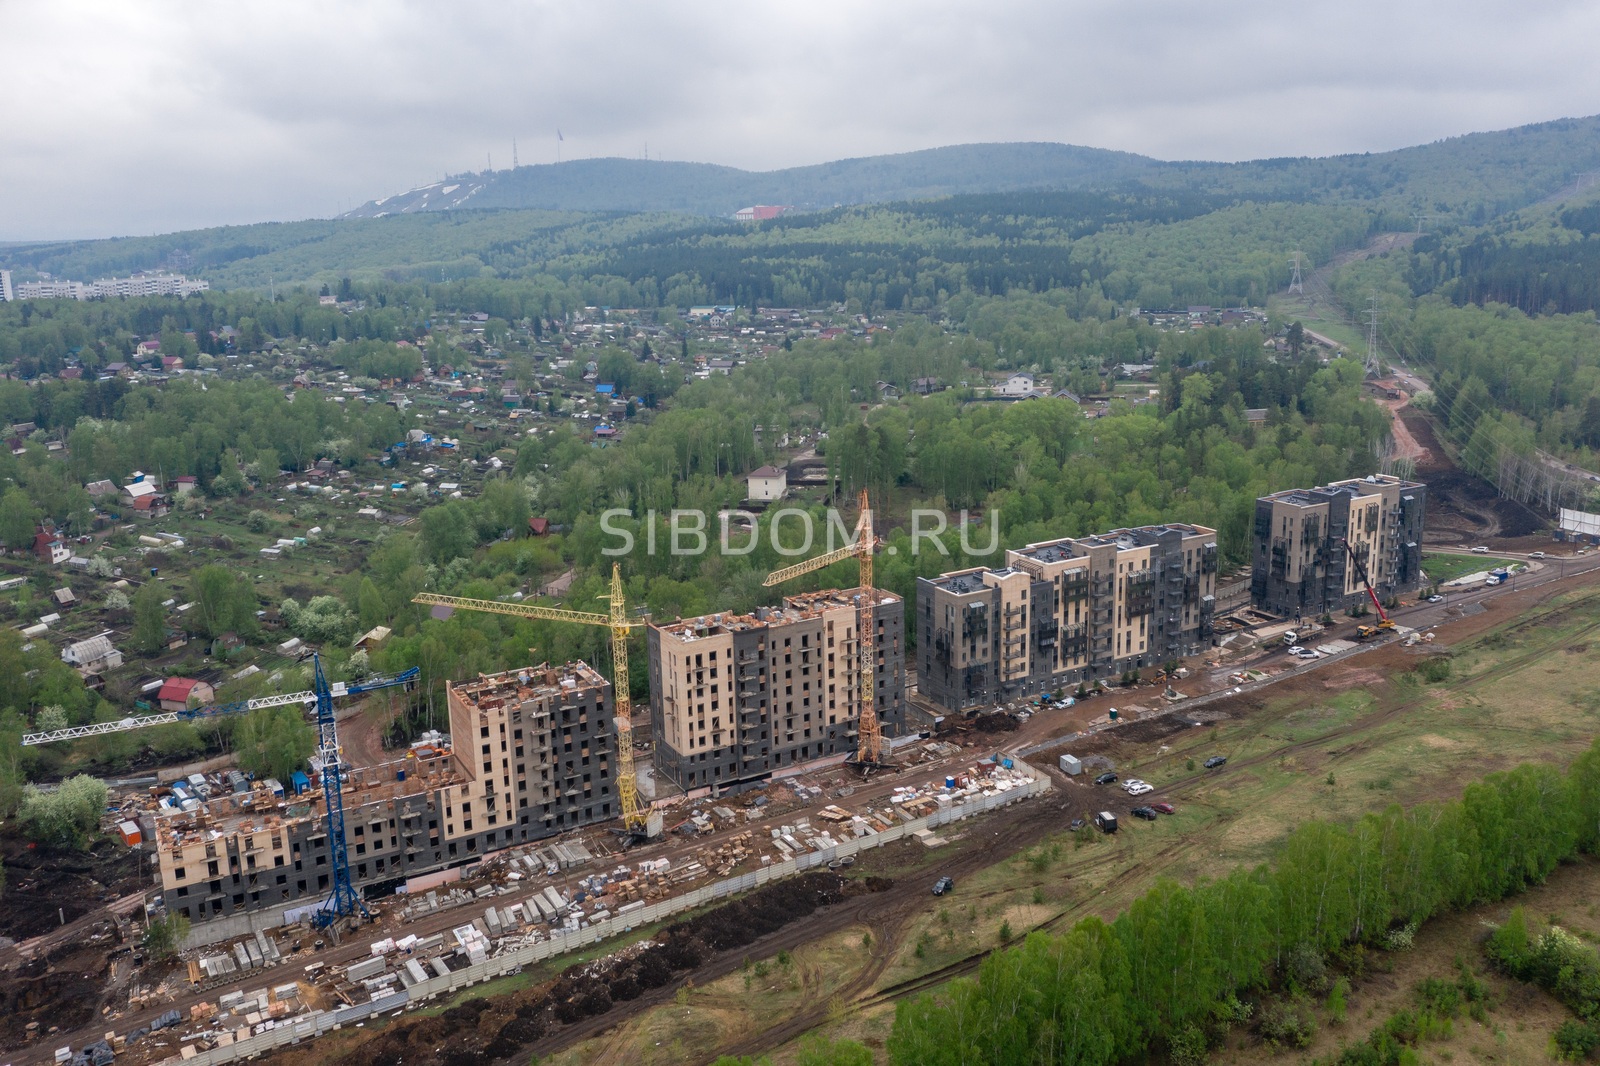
[116,819,142,846]
[1095,811,1118,833]
[1058,754,1082,776]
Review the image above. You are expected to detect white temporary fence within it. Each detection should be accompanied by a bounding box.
[162,769,1050,1066]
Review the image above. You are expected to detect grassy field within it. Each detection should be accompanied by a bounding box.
[540,926,881,1066]
[1423,551,1519,586]
[1268,293,1365,352]
[544,583,1600,1064]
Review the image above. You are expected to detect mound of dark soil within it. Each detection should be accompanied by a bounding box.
[320,872,890,1066]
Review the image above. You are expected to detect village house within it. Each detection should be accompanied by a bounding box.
[996,372,1038,398]
[746,465,788,503]
[157,677,215,712]
[33,527,69,564]
[62,633,122,675]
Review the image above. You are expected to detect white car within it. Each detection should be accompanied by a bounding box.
[1123,779,1154,796]
[1290,646,1317,660]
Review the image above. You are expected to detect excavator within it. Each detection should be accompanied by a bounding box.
[1342,537,1397,639]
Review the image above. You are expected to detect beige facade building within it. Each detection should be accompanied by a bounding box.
[155,662,616,926]
[647,588,907,793]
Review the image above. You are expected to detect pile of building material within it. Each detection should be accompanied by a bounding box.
[705,831,758,876]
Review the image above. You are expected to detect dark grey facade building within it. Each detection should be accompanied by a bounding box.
[917,524,1219,714]
[1251,475,1426,618]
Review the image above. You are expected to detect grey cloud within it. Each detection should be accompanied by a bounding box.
[3,0,1599,240]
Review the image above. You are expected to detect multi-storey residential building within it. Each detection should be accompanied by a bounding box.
[155,661,616,926]
[89,273,210,298]
[917,524,1219,713]
[1251,475,1426,618]
[0,270,13,302]
[16,278,89,300]
[647,587,907,794]
[11,272,209,301]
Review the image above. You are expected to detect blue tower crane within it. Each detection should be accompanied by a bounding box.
[309,655,419,925]
[23,654,419,927]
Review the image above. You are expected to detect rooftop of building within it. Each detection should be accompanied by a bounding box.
[151,747,462,856]
[1261,474,1424,506]
[653,587,900,643]
[925,524,1217,592]
[448,661,610,716]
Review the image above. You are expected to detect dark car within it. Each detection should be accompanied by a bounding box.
[932,876,955,896]
[1131,806,1159,821]
[1203,756,1227,769]
[1094,772,1119,785]
[1069,818,1087,831]
[1151,802,1176,815]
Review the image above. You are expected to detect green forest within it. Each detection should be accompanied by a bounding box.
[887,742,1600,1065]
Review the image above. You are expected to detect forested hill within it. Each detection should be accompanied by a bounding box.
[337,143,1158,219]
[341,116,1600,222]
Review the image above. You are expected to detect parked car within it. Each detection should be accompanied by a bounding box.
[1125,781,1154,796]
[1094,772,1119,785]
[1204,755,1228,769]
[1069,818,1087,831]
[932,876,955,896]
[1427,595,1444,603]
[1530,551,1546,559]
[1152,803,1176,814]
[1290,646,1317,660]
[1131,806,1159,821]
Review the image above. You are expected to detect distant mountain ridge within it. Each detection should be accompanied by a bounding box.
[10,116,1600,290]
[339,143,1159,219]
[340,118,1600,221]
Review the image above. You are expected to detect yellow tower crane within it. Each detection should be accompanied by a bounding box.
[763,489,884,766]
[412,563,652,838]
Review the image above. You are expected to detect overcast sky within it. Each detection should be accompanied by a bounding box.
[4,0,1600,242]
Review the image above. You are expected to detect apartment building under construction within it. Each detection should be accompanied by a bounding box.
[154,662,616,926]
[646,587,907,794]
[917,524,1219,713]
[1251,475,1426,618]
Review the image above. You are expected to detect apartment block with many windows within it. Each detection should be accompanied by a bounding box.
[917,524,1218,713]
[647,587,906,794]
[155,661,615,926]
[1251,475,1426,619]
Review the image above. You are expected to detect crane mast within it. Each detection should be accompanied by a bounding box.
[412,562,651,836]
[23,654,419,928]
[763,489,882,766]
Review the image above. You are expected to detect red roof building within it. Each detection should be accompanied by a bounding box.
[158,677,215,712]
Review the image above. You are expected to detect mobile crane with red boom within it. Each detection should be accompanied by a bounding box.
[1342,537,1396,638]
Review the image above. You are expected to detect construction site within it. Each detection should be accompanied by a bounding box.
[16,465,1600,1065]
[148,659,621,930]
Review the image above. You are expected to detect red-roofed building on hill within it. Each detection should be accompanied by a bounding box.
[158,677,215,712]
